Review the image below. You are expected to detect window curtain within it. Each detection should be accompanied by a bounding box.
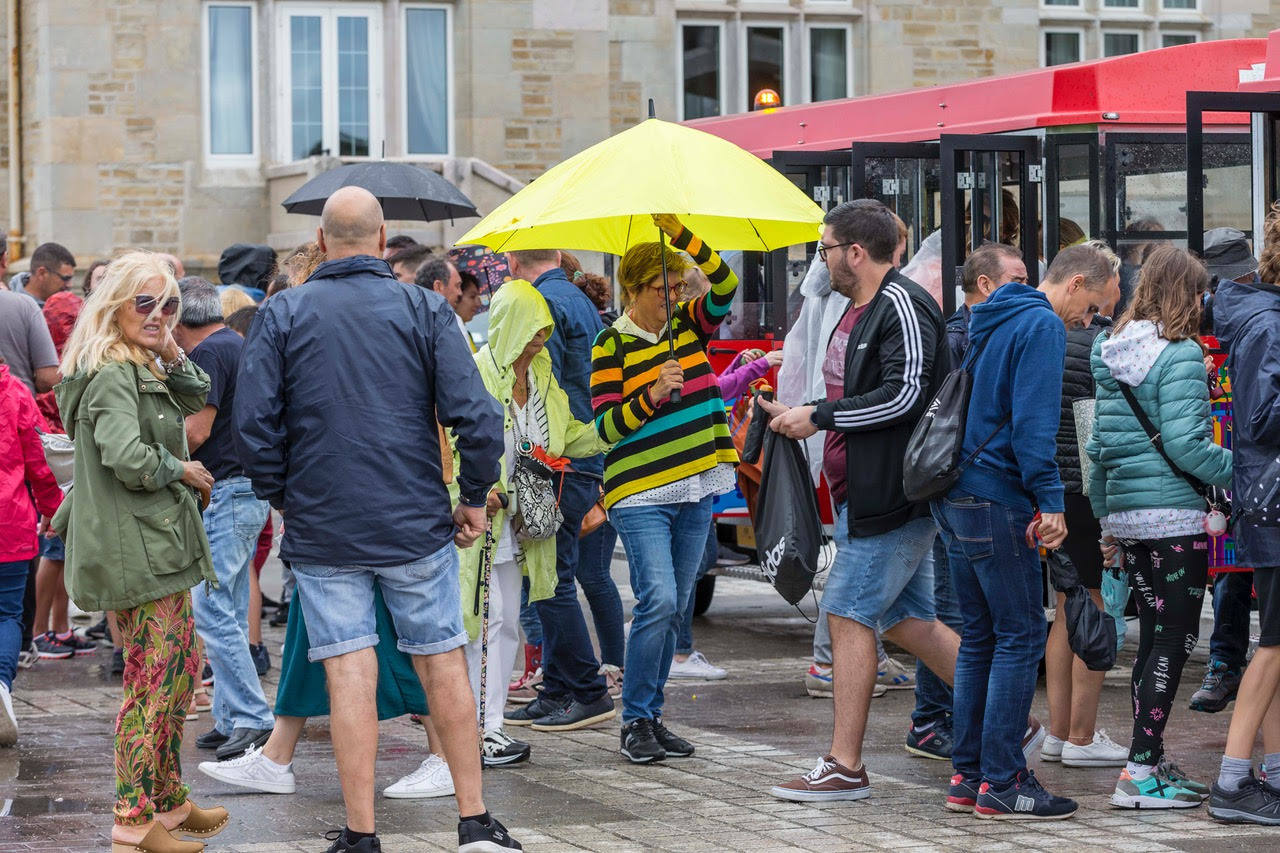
[406,8,448,154]
[208,5,253,155]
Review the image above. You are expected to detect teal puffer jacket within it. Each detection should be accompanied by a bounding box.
[1085,323,1231,519]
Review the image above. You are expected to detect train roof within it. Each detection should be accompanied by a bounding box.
[689,34,1280,157]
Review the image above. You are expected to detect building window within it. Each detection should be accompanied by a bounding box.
[1044,31,1082,67]
[808,27,849,102]
[1103,0,1139,6]
[1162,0,1197,9]
[746,26,786,111]
[205,3,255,159]
[404,5,451,154]
[1161,33,1197,47]
[681,24,722,120]
[1043,0,1080,5]
[277,5,383,162]
[1103,31,1141,57]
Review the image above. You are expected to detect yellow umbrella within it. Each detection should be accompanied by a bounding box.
[455,117,825,254]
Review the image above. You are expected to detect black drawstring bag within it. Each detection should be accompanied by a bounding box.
[741,390,774,465]
[1047,550,1116,672]
[752,428,823,606]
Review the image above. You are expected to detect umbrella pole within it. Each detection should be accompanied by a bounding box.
[658,226,681,405]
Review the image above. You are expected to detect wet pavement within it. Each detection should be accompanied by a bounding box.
[3,553,1278,852]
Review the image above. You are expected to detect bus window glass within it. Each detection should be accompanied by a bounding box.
[1203,141,1252,233]
[1053,142,1093,244]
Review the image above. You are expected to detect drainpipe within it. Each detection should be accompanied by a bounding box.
[6,0,21,259]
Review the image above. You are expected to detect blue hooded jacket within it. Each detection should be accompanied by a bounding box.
[955,283,1067,514]
[533,267,604,476]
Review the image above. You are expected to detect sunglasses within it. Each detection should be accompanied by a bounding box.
[134,295,180,317]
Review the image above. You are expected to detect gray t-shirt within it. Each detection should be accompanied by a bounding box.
[0,288,58,393]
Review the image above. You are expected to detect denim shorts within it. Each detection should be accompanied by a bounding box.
[820,508,937,632]
[291,542,467,662]
[39,534,65,562]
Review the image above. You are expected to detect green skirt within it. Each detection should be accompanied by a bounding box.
[273,584,429,719]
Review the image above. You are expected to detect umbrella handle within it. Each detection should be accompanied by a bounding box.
[658,226,681,405]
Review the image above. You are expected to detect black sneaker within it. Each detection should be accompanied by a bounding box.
[196,728,229,750]
[322,829,381,852]
[620,718,666,764]
[202,662,215,686]
[110,648,124,676]
[55,631,97,656]
[34,633,73,660]
[529,694,616,732]
[1190,661,1241,713]
[974,770,1078,820]
[651,716,694,757]
[946,773,982,813]
[1208,774,1280,825]
[458,813,521,852]
[504,693,560,727]
[250,643,270,676]
[905,721,953,760]
[85,617,110,641]
[481,729,531,767]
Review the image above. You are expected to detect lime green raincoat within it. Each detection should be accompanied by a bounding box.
[452,279,610,640]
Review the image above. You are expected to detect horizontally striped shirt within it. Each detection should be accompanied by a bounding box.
[591,228,740,508]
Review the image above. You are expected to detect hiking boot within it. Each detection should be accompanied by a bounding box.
[651,716,694,757]
[1190,661,1241,713]
[529,695,616,732]
[877,656,915,689]
[481,729,531,767]
[322,829,381,853]
[668,651,726,680]
[770,755,870,802]
[946,773,981,813]
[804,663,885,699]
[458,813,522,852]
[974,770,1077,820]
[621,718,666,764]
[1061,730,1127,768]
[505,668,543,705]
[384,754,453,799]
[905,720,953,760]
[1110,768,1202,809]
[198,744,296,794]
[34,633,73,660]
[1208,774,1280,825]
[504,693,558,726]
[1158,757,1209,799]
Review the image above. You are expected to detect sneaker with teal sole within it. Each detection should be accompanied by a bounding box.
[1158,757,1210,800]
[1110,769,1202,809]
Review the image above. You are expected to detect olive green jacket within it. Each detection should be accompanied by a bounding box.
[51,359,216,611]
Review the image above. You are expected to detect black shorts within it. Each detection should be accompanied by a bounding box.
[1061,492,1103,589]
[1256,566,1280,648]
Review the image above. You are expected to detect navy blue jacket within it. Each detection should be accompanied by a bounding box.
[945,304,972,369]
[533,268,604,475]
[955,283,1066,514]
[233,256,503,566]
[1215,277,1280,566]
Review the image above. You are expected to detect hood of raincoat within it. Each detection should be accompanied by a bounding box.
[218,243,277,292]
[484,279,554,372]
[1214,276,1280,353]
[42,291,83,355]
[1099,320,1170,388]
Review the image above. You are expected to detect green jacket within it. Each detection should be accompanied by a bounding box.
[453,280,609,640]
[1086,322,1232,519]
[51,359,216,611]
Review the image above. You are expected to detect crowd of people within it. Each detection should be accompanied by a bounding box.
[2,185,1280,853]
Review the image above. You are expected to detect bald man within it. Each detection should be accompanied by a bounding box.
[234,186,520,852]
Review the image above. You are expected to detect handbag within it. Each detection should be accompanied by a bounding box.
[508,398,562,541]
[1072,398,1096,496]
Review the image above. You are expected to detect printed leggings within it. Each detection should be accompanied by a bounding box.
[1120,533,1208,766]
[114,591,199,825]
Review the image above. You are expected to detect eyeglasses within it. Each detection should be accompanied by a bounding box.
[817,241,857,263]
[134,295,181,317]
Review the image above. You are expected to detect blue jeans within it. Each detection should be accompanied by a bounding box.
[192,477,275,733]
[613,495,715,723]
[576,520,626,668]
[676,523,717,655]
[913,535,959,726]
[518,581,543,646]
[535,472,607,704]
[0,561,28,690]
[933,492,1044,787]
[1209,570,1253,671]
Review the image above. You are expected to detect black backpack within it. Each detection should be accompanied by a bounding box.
[902,338,1009,503]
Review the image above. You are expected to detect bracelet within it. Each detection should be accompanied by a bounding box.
[161,347,187,374]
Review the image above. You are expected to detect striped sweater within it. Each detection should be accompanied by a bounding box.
[591,228,740,508]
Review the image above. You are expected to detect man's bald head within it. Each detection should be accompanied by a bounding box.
[318,186,386,259]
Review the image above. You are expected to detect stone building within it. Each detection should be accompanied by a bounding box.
[0,0,1276,274]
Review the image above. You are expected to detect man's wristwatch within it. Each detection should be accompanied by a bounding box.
[808,407,820,427]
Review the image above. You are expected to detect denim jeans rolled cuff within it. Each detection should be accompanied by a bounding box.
[1208,570,1253,670]
[0,560,29,690]
[933,491,1044,787]
[819,507,937,632]
[398,631,468,657]
[306,632,380,663]
[615,495,714,724]
[913,536,959,726]
[676,523,718,655]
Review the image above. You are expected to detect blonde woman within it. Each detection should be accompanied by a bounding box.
[218,285,256,317]
[51,252,228,853]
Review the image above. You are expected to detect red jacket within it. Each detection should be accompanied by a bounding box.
[0,364,62,562]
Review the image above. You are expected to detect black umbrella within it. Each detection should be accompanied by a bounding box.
[281,162,479,221]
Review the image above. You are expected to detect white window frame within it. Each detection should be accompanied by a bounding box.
[740,21,791,113]
[1160,31,1199,48]
[274,3,385,164]
[202,1,259,167]
[804,23,852,104]
[1041,28,1085,67]
[1040,0,1082,9]
[1160,0,1199,12]
[401,2,454,156]
[1101,28,1143,57]
[676,20,727,122]
[1101,0,1140,8]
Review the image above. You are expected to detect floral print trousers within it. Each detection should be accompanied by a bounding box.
[114,591,199,825]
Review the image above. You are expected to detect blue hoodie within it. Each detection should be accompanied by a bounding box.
[955,283,1066,514]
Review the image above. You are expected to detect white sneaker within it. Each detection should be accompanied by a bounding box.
[1060,729,1128,768]
[669,651,727,680]
[0,683,17,747]
[383,753,454,799]
[15,642,37,671]
[198,744,295,794]
[1041,733,1064,762]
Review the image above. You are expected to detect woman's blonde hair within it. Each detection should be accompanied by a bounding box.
[220,286,257,316]
[617,242,691,308]
[1258,202,1280,284]
[60,251,179,376]
[1113,244,1208,343]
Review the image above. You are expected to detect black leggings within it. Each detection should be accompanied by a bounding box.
[1121,533,1208,765]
